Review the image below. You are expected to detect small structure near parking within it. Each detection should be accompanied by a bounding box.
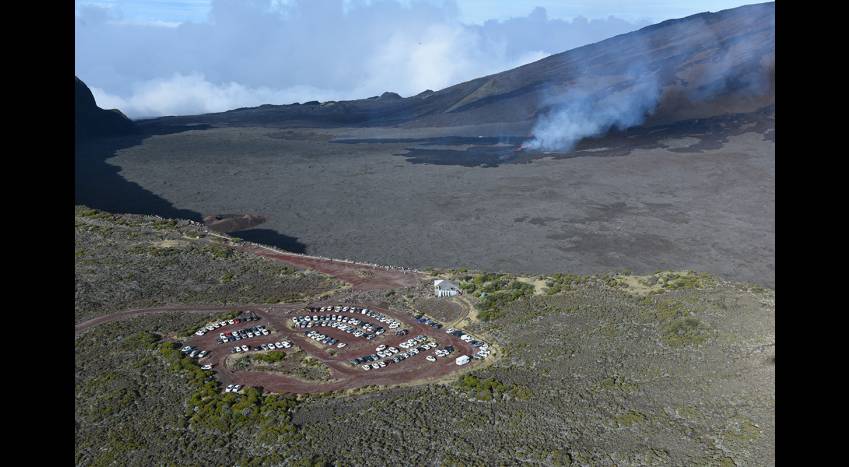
[434,279,461,297]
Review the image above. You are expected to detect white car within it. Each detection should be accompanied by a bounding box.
[362,365,370,371]
[241,345,249,352]
[195,330,205,336]
[275,342,284,349]
[376,344,386,352]
[337,342,346,348]
[225,384,235,392]
[232,385,242,393]
[228,319,235,325]
[282,342,292,348]
[201,364,213,370]
[426,356,436,362]
[198,350,208,358]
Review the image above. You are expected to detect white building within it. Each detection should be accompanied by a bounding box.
[434,279,461,297]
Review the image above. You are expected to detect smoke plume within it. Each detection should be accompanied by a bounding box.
[522,4,774,152]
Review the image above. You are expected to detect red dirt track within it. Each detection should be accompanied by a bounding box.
[240,244,422,291]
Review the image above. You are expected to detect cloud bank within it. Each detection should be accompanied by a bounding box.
[75,0,649,118]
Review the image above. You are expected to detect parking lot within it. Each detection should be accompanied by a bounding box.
[182,302,488,394]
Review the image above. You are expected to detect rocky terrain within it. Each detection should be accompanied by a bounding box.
[74,3,775,286]
[74,206,338,323]
[75,209,774,466]
[75,4,775,464]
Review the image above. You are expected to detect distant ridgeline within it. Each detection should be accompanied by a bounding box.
[75,76,137,142]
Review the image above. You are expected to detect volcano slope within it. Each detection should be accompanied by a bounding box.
[78,3,775,287]
[75,209,774,466]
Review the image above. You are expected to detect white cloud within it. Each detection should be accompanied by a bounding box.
[91,73,349,118]
[76,0,650,118]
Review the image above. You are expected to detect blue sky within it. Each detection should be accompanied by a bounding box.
[75,0,756,25]
[75,0,762,117]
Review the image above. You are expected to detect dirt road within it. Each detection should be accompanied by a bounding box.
[74,304,262,337]
[239,243,423,291]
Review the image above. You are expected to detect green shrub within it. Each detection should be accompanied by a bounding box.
[256,351,286,363]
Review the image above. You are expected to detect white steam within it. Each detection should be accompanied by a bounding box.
[522,4,774,152]
[522,70,661,152]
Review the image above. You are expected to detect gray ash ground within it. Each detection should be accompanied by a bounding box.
[332,108,774,168]
[83,106,774,287]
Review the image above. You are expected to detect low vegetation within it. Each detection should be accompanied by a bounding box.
[458,374,533,401]
[459,273,535,321]
[75,206,339,323]
[75,208,774,465]
[255,350,286,363]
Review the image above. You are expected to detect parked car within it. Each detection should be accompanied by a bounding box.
[201,364,213,370]
[241,345,249,352]
[426,356,436,362]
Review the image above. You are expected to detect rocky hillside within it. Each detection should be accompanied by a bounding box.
[141,2,773,131]
[75,76,137,142]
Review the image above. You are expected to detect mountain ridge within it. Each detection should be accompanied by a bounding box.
[135,2,773,135]
[75,76,137,141]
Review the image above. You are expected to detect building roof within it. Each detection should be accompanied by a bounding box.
[434,279,459,290]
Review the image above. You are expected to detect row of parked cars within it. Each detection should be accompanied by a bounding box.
[415,315,444,329]
[181,345,209,359]
[195,314,259,336]
[445,328,490,359]
[304,330,347,348]
[293,314,383,341]
[231,340,292,353]
[224,384,242,393]
[311,305,403,329]
[399,334,430,349]
[218,325,269,344]
[352,338,441,370]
